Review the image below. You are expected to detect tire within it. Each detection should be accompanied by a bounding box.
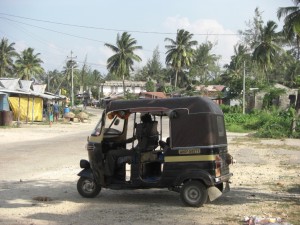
[180,180,208,207]
[77,177,101,198]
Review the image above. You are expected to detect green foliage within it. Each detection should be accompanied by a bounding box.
[220,104,242,113]
[0,38,18,77]
[165,29,198,88]
[224,107,299,138]
[145,80,155,92]
[124,90,138,100]
[163,85,174,94]
[262,87,286,109]
[15,47,44,80]
[105,32,142,93]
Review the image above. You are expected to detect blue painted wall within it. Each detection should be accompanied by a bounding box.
[0,94,10,111]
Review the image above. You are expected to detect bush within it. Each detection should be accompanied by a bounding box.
[220,104,242,114]
[224,107,298,139]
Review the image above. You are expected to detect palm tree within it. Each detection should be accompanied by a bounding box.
[222,44,251,98]
[226,44,250,79]
[0,38,18,77]
[278,1,300,130]
[165,29,198,88]
[61,59,78,97]
[252,20,282,83]
[15,47,44,80]
[105,32,142,95]
[46,69,63,93]
[190,41,220,84]
[278,0,300,59]
[91,69,103,84]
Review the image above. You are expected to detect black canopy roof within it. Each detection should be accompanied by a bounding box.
[105,96,223,115]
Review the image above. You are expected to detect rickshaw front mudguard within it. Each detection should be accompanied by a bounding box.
[78,168,94,180]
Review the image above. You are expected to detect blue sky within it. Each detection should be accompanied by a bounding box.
[0,0,293,75]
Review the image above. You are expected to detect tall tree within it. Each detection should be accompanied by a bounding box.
[80,55,89,87]
[252,20,282,83]
[222,44,252,98]
[61,59,79,98]
[0,38,18,77]
[91,69,103,84]
[165,29,198,88]
[134,46,164,85]
[146,46,164,82]
[15,47,44,80]
[278,0,300,59]
[190,41,220,84]
[239,7,264,49]
[105,32,142,95]
[44,69,63,93]
[278,0,300,129]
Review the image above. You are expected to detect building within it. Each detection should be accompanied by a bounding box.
[0,78,65,123]
[247,83,298,110]
[195,85,229,104]
[100,80,146,97]
[139,92,167,99]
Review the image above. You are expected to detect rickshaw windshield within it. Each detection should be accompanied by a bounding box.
[91,110,126,136]
[91,110,106,136]
[104,114,125,135]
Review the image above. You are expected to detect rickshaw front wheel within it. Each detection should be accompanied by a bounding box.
[180,180,208,207]
[77,177,101,198]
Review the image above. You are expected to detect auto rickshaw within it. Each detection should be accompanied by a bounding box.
[77,96,233,207]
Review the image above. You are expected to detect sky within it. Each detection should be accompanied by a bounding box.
[0,0,293,75]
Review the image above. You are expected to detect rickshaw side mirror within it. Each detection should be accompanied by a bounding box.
[114,119,120,126]
[168,110,178,119]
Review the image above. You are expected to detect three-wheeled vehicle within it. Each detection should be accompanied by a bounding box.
[77,96,233,207]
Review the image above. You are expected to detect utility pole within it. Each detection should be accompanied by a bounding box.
[242,61,246,114]
[67,51,77,107]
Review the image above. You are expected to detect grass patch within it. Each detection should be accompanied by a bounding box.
[226,124,249,133]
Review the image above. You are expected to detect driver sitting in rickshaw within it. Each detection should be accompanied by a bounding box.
[104,114,158,183]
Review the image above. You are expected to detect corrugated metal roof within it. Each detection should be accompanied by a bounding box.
[0,78,65,100]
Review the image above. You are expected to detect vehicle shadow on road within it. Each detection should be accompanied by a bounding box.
[212,187,300,205]
[2,179,299,225]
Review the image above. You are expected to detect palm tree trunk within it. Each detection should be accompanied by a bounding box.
[174,69,178,89]
[291,92,300,133]
[297,36,300,60]
[122,74,126,96]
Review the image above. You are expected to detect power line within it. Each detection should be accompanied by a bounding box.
[0,12,241,36]
[0,16,158,53]
[0,16,107,44]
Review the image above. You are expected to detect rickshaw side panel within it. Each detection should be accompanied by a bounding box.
[170,110,226,148]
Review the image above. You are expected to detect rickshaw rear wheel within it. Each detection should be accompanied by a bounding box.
[180,180,208,207]
[77,177,101,198]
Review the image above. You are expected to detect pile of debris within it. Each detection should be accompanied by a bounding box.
[243,216,293,225]
[76,112,89,122]
[63,111,89,123]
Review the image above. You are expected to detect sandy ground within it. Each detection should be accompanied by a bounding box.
[0,107,299,225]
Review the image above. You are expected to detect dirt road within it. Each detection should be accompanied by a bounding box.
[0,108,299,225]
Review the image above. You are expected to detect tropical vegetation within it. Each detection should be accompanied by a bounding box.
[104,32,142,95]
[0,1,300,137]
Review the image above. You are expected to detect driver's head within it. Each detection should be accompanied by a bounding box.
[141,114,152,123]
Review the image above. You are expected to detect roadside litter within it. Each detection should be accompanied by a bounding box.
[243,216,293,225]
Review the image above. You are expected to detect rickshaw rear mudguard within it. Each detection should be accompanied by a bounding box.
[77,168,94,179]
[173,170,215,186]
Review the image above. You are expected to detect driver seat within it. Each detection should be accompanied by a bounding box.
[135,121,159,152]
